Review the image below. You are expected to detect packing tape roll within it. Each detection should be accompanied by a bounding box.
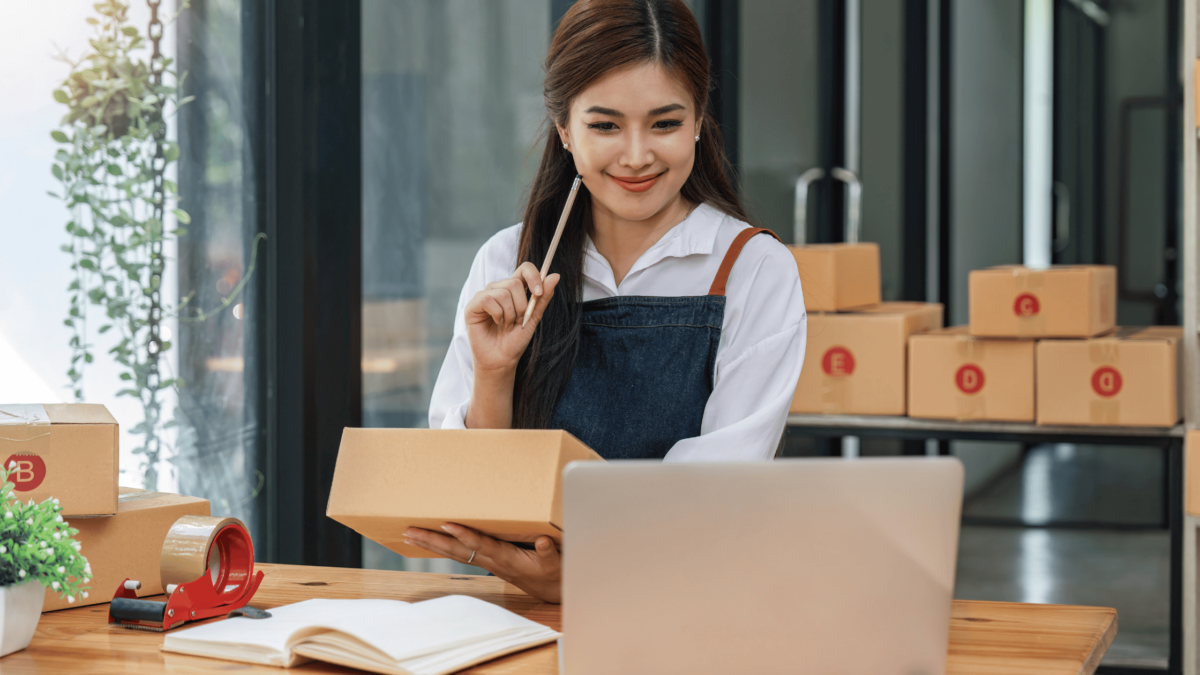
[160,515,250,589]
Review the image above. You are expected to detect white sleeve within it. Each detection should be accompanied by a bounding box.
[664,235,806,462]
[428,226,521,429]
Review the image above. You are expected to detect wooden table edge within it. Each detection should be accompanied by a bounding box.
[1079,609,1118,675]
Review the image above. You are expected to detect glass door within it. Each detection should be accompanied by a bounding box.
[360,0,551,573]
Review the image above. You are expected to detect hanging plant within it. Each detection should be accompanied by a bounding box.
[50,0,261,490]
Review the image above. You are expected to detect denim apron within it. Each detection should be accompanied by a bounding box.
[549,227,780,459]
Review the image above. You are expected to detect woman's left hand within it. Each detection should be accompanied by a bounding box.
[404,524,562,604]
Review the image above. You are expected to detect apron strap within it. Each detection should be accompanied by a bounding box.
[708,227,782,296]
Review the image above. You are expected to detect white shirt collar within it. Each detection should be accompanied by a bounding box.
[583,203,726,294]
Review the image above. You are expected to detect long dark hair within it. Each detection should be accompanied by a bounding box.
[512,0,751,429]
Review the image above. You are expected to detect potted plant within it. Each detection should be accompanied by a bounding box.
[0,463,90,658]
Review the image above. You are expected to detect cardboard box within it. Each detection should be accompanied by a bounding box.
[792,302,943,416]
[327,429,604,558]
[788,243,881,312]
[908,327,1035,422]
[43,487,210,612]
[969,265,1116,338]
[1036,326,1182,427]
[0,404,118,516]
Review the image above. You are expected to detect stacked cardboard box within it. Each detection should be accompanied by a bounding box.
[1036,326,1181,427]
[0,403,213,611]
[908,327,1035,422]
[908,265,1116,423]
[907,264,1177,427]
[788,242,944,416]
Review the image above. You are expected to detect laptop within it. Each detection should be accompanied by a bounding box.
[561,458,964,675]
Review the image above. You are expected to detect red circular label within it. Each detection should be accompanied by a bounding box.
[1091,366,1123,397]
[955,364,985,394]
[4,454,46,492]
[821,347,856,376]
[1013,293,1040,317]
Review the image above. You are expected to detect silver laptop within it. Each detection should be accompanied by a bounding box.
[561,458,964,675]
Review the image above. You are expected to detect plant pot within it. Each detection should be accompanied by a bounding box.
[0,581,45,658]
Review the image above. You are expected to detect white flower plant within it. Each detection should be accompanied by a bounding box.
[0,463,91,604]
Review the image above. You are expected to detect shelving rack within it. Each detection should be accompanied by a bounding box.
[786,414,1184,673]
[1181,4,1198,675]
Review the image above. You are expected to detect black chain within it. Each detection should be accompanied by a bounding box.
[144,0,166,487]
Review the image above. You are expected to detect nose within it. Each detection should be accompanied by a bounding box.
[619,128,653,172]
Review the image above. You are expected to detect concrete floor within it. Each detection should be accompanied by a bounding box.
[956,443,1170,669]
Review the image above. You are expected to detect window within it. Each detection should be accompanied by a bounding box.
[360,0,551,573]
[0,0,262,539]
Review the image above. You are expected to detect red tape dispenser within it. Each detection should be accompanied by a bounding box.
[108,515,264,632]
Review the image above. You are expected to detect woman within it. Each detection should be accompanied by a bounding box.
[405,0,806,602]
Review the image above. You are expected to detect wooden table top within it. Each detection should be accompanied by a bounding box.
[1,563,1116,675]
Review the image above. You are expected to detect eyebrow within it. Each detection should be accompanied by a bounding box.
[584,103,687,117]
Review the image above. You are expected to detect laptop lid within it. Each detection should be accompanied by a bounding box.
[561,458,964,675]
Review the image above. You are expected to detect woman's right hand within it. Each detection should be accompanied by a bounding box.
[464,261,561,377]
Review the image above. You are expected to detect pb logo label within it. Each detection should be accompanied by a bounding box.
[955,364,985,394]
[1013,293,1040,317]
[821,346,856,376]
[1091,366,1123,397]
[4,454,46,492]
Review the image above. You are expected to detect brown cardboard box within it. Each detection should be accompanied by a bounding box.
[327,429,604,559]
[0,404,118,516]
[788,243,882,312]
[969,265,1116,338]
[908,327,1035,422]
[792,302,943,416]
[43,487,210,612]
[1036,326,1182,427]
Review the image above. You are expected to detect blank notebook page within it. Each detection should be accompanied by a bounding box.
[166,596,553,664]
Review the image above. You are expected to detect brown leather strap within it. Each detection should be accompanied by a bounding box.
[708,227,782,296]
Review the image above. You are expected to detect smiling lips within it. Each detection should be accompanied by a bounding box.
[609,172,663,193]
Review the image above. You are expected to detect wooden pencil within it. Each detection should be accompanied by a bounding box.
[522,174,582,328]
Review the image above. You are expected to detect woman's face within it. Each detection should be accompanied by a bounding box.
[558,62,699,224]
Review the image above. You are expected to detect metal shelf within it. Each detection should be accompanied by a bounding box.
[786,414,1183,445]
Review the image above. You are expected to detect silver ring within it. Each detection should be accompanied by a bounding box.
[466,550,476,564]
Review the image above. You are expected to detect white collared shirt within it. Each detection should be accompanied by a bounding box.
[429,203,807,461]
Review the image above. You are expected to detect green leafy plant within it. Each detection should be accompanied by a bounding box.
[0,465,90,603]
[50,0,186,491]
[50,0,260,491]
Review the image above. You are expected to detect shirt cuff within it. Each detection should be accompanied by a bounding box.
[439,398,471,429]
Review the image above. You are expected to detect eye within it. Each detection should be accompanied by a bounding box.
[587,121,618,132]
[653,120,684,130]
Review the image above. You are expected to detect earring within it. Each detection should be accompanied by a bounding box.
[694,135,700,142]
[563,142,569,150]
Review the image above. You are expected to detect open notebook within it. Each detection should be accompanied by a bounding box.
[161,596,559,675]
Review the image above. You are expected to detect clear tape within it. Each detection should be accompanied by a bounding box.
[0,403,50,451]
[1088,337,1121,423]
[118,490,171,504]
[821,375,851,413]
[0,405,49,426]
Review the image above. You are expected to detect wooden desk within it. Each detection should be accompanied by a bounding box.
[1,563,1116,674]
